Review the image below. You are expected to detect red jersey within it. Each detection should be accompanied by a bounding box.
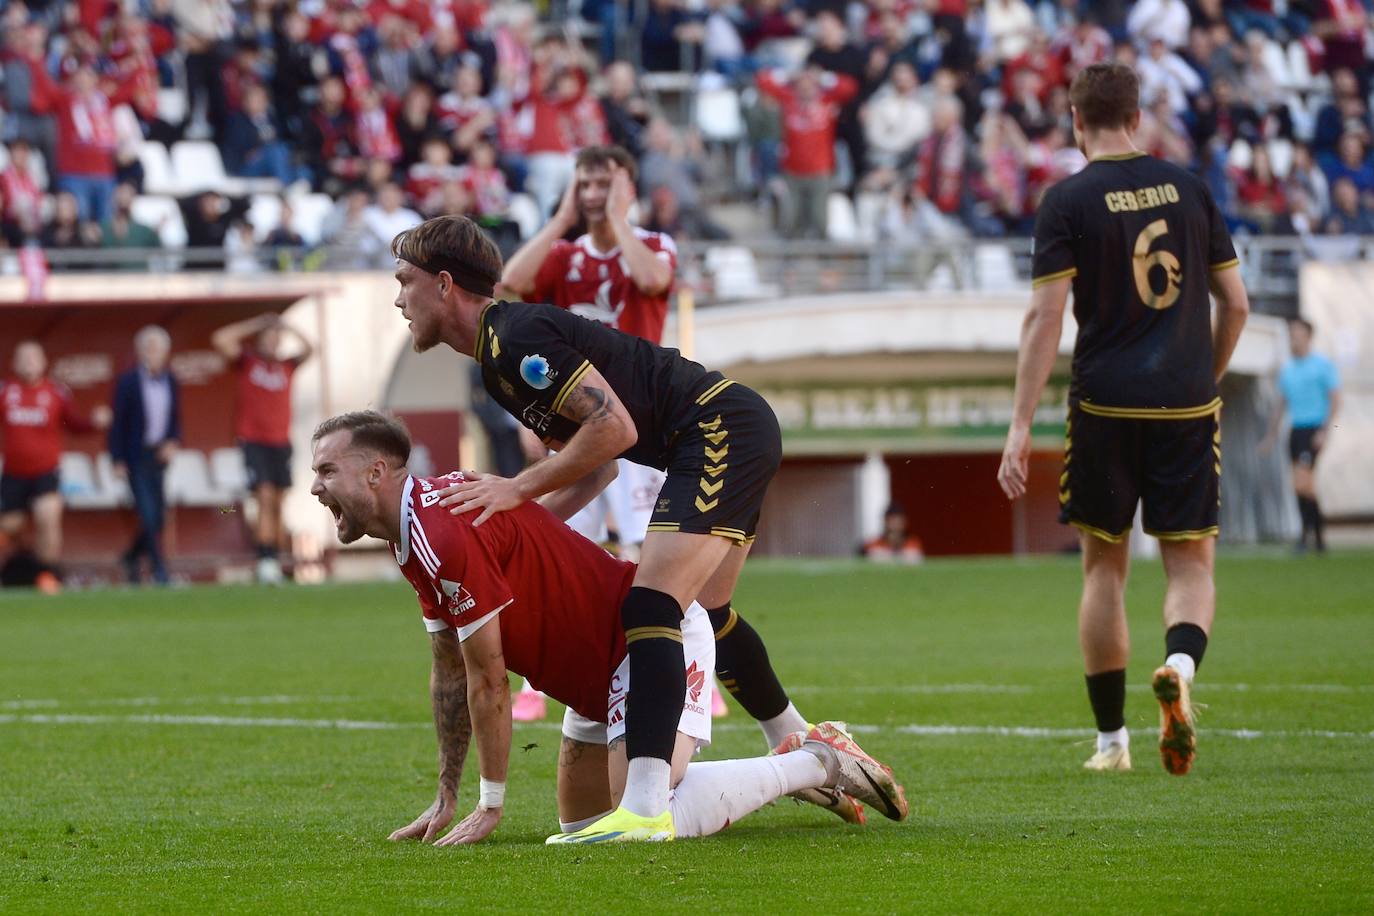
[395,474,635,721]
[531,230,677,343]
[756,70,858,177]
[0,378,95,478]
[234,348,300,446]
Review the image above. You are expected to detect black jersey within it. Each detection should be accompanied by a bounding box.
[1031,152,1238,416]
[474,300,726,469]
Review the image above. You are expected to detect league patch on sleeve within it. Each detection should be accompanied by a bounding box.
[520,354,557,390]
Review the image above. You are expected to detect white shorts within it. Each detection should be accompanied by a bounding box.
[561,600,714,749]
[565,459,667,547]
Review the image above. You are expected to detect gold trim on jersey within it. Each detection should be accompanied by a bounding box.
[696,378,736,406]
[625,626,685,645]
[713,608,739,640]
[1146,526,1220,542]
[551,360,593,414]
[1032,267,1077,288]
[1209,258,1240,272]
[474,302,496,364]
[1070,520,1129,544]
[1091,151,1147,162]
[1077,397,1221,420]
[646,522,681,533]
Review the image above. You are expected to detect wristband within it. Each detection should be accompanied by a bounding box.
[479,778,506,809]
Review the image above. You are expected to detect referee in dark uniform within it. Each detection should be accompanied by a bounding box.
[384,216,857,843]
[997,63,1250,777]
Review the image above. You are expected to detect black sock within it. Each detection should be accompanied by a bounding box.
[620,587,686,763]
[1165,622,1209,670]
[706,603,790,721]
[1311,499,1326,549]
[1084,669,1127,732]
[1297,497,1316,540]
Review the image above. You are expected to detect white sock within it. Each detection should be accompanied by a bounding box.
[1097,726,1129,754]
[559,809,613,833]
[1165,653,1196,684]
[758,701,808,749]
[621,757,672,818]
[669,751,827,838]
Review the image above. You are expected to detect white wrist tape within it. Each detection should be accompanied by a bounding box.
[479,778,506,809]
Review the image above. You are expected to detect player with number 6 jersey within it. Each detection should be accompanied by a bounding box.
[998,62,1249,778]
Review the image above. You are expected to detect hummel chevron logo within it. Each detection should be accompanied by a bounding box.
[705,445,729,462]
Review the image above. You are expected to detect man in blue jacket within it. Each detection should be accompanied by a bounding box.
[109,326,181,585]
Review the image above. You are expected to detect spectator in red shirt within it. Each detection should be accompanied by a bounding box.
[1235,145,1288,233]
[757,66,859,238]
[211,314,314,583]
[1,341,111,588]
[45,61,134,225]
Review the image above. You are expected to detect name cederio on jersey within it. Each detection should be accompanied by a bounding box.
[1104,183,1181,213]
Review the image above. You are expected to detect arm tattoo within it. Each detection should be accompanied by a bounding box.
[430,633,472,795]
[563,384,615,425]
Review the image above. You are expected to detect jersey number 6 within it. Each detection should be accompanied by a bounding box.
[1132,219,1182,311]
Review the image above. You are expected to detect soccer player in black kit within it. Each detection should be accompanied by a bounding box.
[998,63,1250,776]
[388,216,873,843]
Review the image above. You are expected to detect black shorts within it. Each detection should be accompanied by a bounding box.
[646,381,782,544]
[0,470,60,514]
[1289,427,1321,468]
[1059,404,1220,543]
[241,441,292,490]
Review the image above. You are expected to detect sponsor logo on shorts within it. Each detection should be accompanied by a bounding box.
[440,578,476,615]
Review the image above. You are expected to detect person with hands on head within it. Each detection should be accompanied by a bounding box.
[212,312,314,583]
[390,216,848,843]
[309,410,907,846]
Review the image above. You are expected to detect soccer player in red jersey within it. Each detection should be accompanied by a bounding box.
[212,314,314,583]
[0,341,111,586]
[309,410,907,844]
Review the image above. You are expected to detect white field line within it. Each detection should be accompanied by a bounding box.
[5,684,1369,712]
[0,713,1370,741]
[0,695,361,711]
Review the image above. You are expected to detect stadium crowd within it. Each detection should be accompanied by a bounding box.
[2,0,1373,264]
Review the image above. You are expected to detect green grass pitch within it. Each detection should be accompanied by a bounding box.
[2,552,1371,913]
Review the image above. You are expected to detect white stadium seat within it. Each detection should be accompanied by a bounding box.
[58,452,111,508]
[695,88,744,142]
[165,450,221,506]
[156,87,188,125]
[248,194,284,241]
[95,452,132,506]
[130,195,189,248]
[826,192,858,242]
[210,447,249,497]
[703,245,779,301]
[507,192,542,239]
[170,141,230,194]
[137,140,178,195]
[289,193,334,246]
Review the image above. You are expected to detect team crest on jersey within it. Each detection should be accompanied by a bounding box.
[520,354,556,390]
